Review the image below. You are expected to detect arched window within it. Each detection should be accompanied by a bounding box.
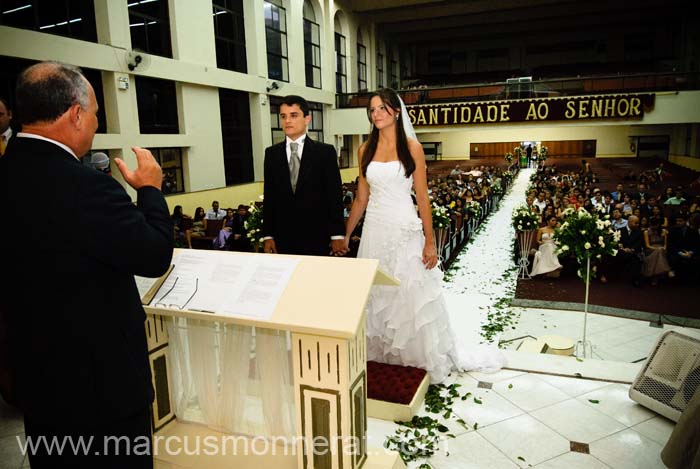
[303,1,321,88]
[334,16,347,93]
[357,28,367,92]
[264,0,289,81]
[212,0,247,73]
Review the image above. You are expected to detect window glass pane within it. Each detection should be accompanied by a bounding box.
[266,30,283,54]
[280,58,289,81]
[128,0,172,58]
[303,1,315,21]
[265,1,288,81]
[135,76,179,134]
[215,9,234,37]
[213,0,246,73]
[280,34,288,56]
[1,0,97,42]
[219,88,254,185]
[150,148,184,194]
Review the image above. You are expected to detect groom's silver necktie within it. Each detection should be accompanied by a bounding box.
[289,142,300,193]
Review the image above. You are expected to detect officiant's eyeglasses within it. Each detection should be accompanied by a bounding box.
[154,276,199,310]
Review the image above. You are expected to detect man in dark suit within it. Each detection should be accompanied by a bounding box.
[263,95,346,256]
[668,214,700,282]
[0,62,173,467]
[617,215,644,286]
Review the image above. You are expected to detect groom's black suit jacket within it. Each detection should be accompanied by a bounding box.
[263,137,345,255]
[0,137,173,428]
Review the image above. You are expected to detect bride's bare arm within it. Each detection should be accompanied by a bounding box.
[408,138,438,269]
[344,144,370,245]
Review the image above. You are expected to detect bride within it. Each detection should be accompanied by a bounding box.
[530,215,563,277]
[343,88,505,383]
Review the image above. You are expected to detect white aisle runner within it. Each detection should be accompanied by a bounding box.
[443,168,534,345]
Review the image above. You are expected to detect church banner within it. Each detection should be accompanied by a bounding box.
[407,94,655,127]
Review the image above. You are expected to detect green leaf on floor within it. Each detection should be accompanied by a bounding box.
[474,397,483,404]
[588,399,600,404]
[473,422,479,430]
[576,357,584,362]
[517,456,526,461]
[508,383,513,389]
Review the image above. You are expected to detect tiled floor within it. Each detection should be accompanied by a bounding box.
[500,306,700,363]
[367,367,676,469]
[0,367,677,468]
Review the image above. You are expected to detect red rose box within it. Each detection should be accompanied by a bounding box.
[366,361,430,422]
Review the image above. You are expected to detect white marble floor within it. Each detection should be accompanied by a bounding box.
[501,306,700,363]
[367,367,676,469]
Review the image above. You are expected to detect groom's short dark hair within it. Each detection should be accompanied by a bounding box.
[280,95,310,116]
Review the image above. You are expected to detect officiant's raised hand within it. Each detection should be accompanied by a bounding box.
[114,146,163,191]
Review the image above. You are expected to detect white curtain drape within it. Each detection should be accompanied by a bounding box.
[168,318,295,439]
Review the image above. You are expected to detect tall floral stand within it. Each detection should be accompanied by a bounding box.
[575,256,593,358]
[435,227,448,269]
[516,230,536,279]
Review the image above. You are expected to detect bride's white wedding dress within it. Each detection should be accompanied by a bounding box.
[530,231,562,276]
[358,160,506,383]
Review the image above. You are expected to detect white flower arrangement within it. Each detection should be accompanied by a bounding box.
[465,200,482,219]
[491,179,504,196]
[244,199,265,251]
[512,205,540,232]
[432,203,451,229]
[553,206,619,281]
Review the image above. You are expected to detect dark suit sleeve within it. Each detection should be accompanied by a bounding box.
[78,172,173,277]
[263,147,277,238]
[322,144,345,238]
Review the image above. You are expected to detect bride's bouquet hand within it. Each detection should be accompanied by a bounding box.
[422,242,438,270]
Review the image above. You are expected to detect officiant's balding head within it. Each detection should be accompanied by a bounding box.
[16,61,99,158]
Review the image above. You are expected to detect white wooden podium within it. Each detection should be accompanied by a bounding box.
[142,249,403,469]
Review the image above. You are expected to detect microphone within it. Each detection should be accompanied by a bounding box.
[91,152,111,173]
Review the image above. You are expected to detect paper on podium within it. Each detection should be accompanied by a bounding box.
[145,249,401,339]
[135,264,175,305]
[150,250,299,320]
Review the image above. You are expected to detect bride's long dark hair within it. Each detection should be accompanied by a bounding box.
[361,88,415,178]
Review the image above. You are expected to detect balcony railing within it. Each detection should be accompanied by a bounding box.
[335,72,700,108]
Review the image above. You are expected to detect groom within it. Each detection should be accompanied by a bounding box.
[263,95,346,256]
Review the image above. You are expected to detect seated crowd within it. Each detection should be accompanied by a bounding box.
[341,161,518,258]
[525,160,700,286]
[171,200,252,252]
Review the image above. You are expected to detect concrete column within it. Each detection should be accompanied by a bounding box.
[169,0,225,190]
[94,0,130,49]
[250,94,273,182]
[287,0,306,86]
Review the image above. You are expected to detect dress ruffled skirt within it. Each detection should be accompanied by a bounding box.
[359,214,506,383]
